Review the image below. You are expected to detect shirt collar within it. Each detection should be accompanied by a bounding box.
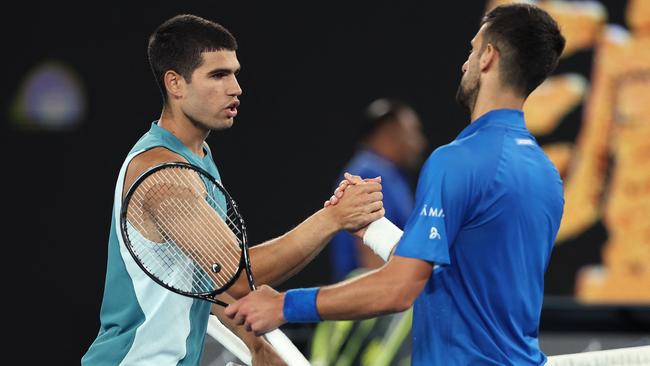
[149,121,209,160]
[456,109,525,140]
[150,121,183,148]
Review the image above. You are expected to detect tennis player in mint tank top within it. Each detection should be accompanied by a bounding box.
[226,5,566,365]
[82,14,385,366]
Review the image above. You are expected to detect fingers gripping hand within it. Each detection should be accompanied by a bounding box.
[323,172,382,207]
[324,179,350,207]
[331,182,384,233]
[225,285,286,336]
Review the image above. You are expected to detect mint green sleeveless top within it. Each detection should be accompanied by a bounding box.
[82,122,223,366]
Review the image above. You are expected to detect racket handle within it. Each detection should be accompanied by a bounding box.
[263,329,311,366]
[206,315,252,365]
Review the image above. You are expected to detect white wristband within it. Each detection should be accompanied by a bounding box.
[362,217,403,261]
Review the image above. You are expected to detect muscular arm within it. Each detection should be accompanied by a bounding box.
[236,208,340,292]
[224,255,433,334]
[226,183,384,299]
[317,255,431,320]
[122,147,188,200]
[124,148,385,299]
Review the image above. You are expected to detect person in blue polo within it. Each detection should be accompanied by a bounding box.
[226,4,566,365]
[329,98,427,282]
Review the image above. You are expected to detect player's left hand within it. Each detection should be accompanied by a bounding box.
[225,285,286,336]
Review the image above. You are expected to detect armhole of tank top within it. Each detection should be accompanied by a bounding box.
[202,141,212,157]
[118,145,184,201]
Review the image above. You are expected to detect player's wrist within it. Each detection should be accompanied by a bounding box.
[317,207,345,233]
[362,217,403,261]
[283,287,322,323]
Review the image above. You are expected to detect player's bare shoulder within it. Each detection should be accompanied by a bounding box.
[122,147,188,199]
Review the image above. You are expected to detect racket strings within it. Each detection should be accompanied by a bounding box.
[137,169,240,286]
[130,198,230,292]
[130,183,236,292]
[128,197,227,293]
[126,166,244,293]
[163,168,242,271]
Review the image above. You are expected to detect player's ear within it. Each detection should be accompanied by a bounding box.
[164,70,185,100]
[479,43,498,72]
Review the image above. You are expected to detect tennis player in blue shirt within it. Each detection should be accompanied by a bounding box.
[226,4,566,365]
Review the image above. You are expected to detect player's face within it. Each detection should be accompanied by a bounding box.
[456,25,486,114]
[396,108,427,169]
[182,50,242,131]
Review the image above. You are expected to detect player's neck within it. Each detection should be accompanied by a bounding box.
[470,85,524,123]
[158,107,209,157]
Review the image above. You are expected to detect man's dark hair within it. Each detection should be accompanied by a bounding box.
[356,98,411,142]
[481,4,566,96]
[148,14,238,103]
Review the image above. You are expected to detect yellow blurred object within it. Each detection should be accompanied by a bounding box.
[542,143,573,177]
[486,0,650,304]
[524,74,587,136]
[539,1,607,57]
[555,26,629,243]
[575,264,650,304]
[626,0,650,33]
[574,21,650,303]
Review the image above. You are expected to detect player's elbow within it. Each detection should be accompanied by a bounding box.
[390,292,416,312]
[386,285,417,313]
[390,277,426,312]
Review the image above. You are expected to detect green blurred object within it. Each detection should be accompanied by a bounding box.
[310,269,413,366]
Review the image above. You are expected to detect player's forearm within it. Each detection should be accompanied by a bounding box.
[254,207,339,283]
[316,265,416,320]
[229,208,339,297]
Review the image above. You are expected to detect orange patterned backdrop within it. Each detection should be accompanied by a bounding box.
[487,0,650,304]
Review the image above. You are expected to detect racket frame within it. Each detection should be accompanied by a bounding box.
[120,161,256,307]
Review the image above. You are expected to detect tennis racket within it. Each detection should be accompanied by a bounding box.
[120,162,310,366]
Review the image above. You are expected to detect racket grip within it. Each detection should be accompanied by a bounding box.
[263,329,311,366]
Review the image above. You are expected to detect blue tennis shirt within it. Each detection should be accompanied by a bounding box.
[394,109,564,365]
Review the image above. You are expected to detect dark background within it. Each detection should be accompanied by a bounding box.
[7,0,647,363]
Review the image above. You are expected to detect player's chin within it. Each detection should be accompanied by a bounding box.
[210,117,234,131]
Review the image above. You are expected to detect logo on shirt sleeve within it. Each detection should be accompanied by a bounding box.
[429,226,441,240]
[420,204,445,218]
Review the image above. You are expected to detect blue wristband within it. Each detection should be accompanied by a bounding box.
[283,287,321,323]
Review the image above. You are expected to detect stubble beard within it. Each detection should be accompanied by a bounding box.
[455,76,480,116]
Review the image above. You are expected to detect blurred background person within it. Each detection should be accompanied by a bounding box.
[329,98,428,282]
[310,99,427,366]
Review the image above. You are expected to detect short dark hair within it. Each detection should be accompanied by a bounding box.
[481,4,565,96]
[356,98,411,141]
[147,14,238,103]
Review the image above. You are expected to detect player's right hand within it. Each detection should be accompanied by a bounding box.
[325,174,384,234]
[324,173,382,207]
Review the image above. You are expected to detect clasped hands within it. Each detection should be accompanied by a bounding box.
[224,173,382,335]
